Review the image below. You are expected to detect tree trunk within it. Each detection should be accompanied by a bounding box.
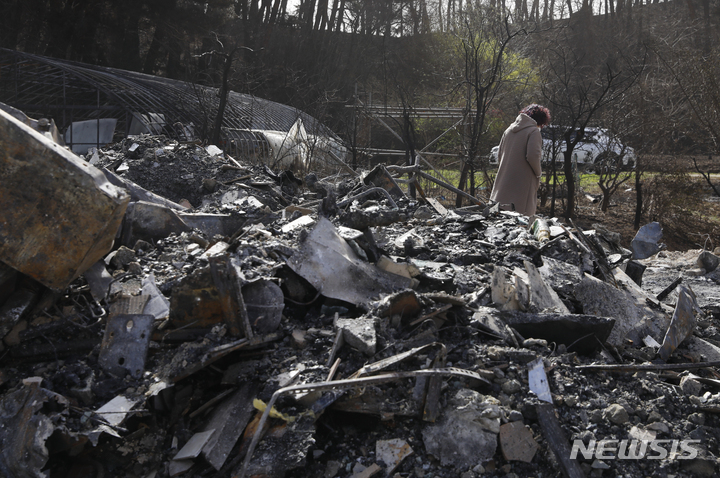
[633,169,642,229]
[315,0,329,30]
[409,1,420,35]
[329,0,340,30]
[335,0,346,31]
[143,24,166,75]
[456,162,469,207]
[269,0,282,23]
[0,1,24,49]
[120,6,143,70]
[563,150,575,219]
[531,0,539,21]
[420,0,430,33]
[211,51,235,146]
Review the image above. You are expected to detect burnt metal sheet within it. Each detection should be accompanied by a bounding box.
[0,109,130,290]
[659,285,699,361]
[201,383,258,470]
[98,314,154,378]
[286,217,412,307]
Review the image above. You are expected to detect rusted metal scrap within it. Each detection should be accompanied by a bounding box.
[0,108,130,290]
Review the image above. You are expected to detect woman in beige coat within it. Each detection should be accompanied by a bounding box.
[490,104,551,216]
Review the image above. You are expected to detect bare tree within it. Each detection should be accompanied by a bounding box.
[450,6,534,207]
[538,18,643,218]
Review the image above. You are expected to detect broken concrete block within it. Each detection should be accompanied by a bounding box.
[538,256,583,299]
[659,285,698,360]
[0,108,130,290]
[696,251,720,273]
[574,270,670,346]
[681,456,717,477]
[287,217,413,307]
[499,421,538,462]
[680,375,703,396]
[501,311,615,354]
[492,261,569,314]
[110,245,136,269]
[604,403,630,424]
[522,260,570,314]
[375,438,413,476]
[422,389,500,470]
[335,317,376,355]
[324,461,343,478]
[628,425,657,442]
[631,222,663,259]
[199,241,230,260]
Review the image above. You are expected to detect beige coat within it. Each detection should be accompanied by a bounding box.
[490,113,543,216]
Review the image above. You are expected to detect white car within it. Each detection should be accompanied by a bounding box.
[489,126,636,171]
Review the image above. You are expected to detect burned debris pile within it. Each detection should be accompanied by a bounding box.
[2,107,720,478]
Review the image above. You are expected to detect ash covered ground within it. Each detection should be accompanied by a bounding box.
[2,134,720,478]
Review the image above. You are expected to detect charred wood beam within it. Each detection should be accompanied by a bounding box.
[575,361,720,373]
[536,403,586,478]
[657,276,683,302]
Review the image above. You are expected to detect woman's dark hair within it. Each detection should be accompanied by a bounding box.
[520,104,551,127]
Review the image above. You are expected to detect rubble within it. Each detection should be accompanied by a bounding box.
[0,127,720,478]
